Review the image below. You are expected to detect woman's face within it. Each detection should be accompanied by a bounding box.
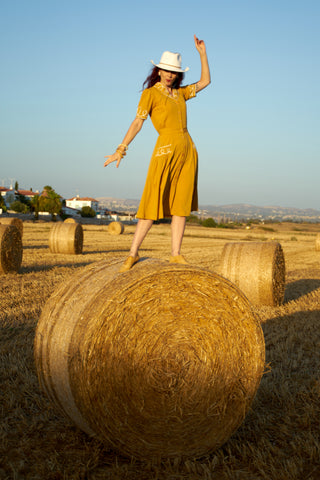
[158,69,178,88]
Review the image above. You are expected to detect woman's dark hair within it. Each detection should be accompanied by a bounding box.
[142,66,184,90]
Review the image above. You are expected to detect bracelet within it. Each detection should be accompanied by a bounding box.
[116,149,126,158]
[117,143,128,151]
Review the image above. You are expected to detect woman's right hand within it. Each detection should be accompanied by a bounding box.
[104,151,122,168]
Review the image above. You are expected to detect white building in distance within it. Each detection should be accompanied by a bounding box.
[65,195,99,212]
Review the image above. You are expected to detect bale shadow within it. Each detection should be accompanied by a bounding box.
[229,308,320,480]
[250,309,320,432]
[23,245,48,250]
[284,279,320,302]
[82,249,129,255]
[20,262,92,274]
[261,308,320,372]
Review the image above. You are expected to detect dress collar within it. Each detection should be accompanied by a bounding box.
[154,82,178,99]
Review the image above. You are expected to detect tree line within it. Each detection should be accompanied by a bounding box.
[1,185,96,220]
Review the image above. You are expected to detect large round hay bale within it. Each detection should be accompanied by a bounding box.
[0,225,23,274]
[34,258,265,461]
[49,223,83,254]
[0,217,23,237]
[64,217,79,224]
[315,234,320,251]
[219,241,285,306]
[108,221,124,235]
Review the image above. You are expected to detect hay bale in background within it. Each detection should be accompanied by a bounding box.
[34,258,265,460]
[49,223,83,254]
[0,225,23,274]
[0,217,23,237]
[64,218,79,224]
[315,234,320,251]
[219,241,285,306]
[108,221,124,235]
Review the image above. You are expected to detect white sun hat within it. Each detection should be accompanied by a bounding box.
[151,51,189,73]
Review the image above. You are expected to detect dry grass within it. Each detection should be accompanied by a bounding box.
[1,221,320,479]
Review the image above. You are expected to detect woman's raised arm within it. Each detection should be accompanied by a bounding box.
[194,34,211,93]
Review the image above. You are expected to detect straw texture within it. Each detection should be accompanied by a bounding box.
[34,258,265,461]
[219,241,285,306]
[49,223,83,254]
[315,234,320,251]
[0,224,23,274]
[108,221,124,235]
[0,217,23,237]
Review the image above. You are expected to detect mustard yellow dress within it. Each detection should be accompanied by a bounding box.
[135,82,198,220]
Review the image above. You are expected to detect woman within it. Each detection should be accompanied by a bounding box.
[104,34,211,272]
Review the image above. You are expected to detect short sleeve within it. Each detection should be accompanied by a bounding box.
[136,88,152,120]
[180,84,197,101]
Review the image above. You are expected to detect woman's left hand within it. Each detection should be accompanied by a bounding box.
[104,151,122,168]
[194,34,206,55]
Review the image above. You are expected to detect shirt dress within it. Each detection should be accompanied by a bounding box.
[135,82,198,220]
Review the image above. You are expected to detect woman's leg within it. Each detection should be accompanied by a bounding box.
[119,218,153,272]
[170,215,186,256]
[129,218,153,257]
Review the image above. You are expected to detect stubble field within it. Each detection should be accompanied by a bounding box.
[1,221,320,479]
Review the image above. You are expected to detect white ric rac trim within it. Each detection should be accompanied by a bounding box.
[189,83,196,98]
[136,106,148,119]
[154,82,178,99]
[155,144,172,156]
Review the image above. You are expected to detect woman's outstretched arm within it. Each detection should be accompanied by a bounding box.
[104,117,145,168]
[194,34,211,93]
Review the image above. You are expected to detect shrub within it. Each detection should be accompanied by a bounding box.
[202,218,217,228]
[81,206,96,218]
[10,200,29,213]
[186,214,201,224]
[259,226,276,232]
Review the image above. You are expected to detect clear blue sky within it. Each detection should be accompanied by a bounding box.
[1,0,319,208]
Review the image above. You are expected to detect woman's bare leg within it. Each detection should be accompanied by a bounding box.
[129,218,153,257]
[170,215,186,256]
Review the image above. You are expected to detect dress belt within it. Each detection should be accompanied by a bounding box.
[158,127,188,135]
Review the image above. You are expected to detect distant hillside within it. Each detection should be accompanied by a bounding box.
[96,197,320,222]
[199,204,320,222]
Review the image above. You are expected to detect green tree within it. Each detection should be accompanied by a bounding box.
[0,195,7,212]
[14,180,19,191]
[81,206,96,218]
[17,194,31,210]
[38,185,62,220]
[31,194,40,220]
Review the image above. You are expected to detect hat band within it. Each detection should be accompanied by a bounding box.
[158,62,181,70]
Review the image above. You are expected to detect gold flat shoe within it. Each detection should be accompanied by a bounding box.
[169,254,188,264]
[119,255,140,272]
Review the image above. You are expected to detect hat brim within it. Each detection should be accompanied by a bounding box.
[151,60,189,73]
